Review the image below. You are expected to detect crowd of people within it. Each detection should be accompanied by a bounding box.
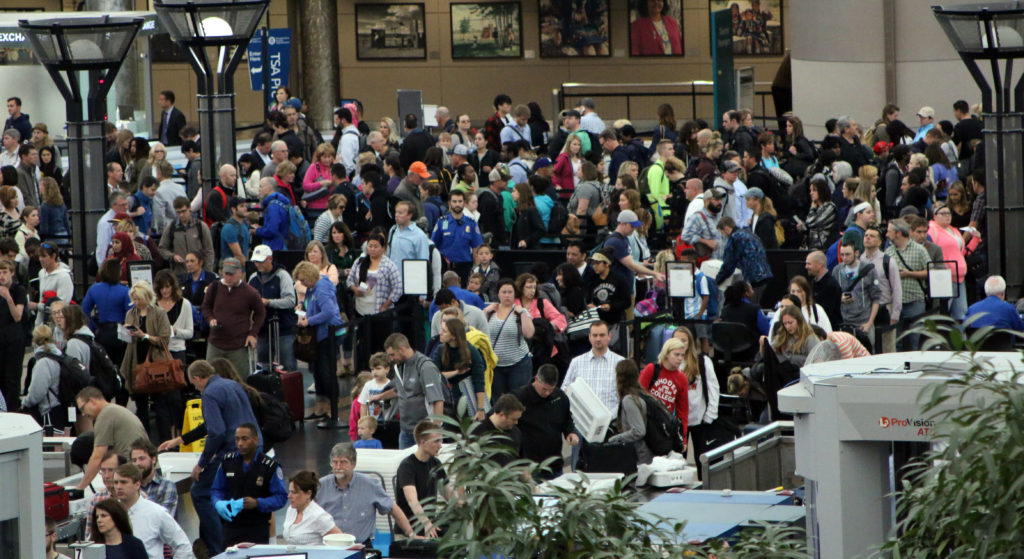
[7,86,1021,557]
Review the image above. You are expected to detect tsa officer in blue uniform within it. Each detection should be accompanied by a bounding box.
[431,189,483,285]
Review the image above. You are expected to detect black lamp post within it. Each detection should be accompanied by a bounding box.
[19,15,143,295]
[153,0,270,213]
[934,2,1024,297]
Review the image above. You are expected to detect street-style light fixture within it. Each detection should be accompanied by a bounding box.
[19,15,143,294]
[153,0,270,212]
[934,2,1024,296]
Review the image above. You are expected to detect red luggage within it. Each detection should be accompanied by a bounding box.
[44,482,69,521]
[262,318,304,422]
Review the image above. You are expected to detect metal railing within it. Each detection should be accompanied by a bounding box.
[700,420,800,491]
[555,80,777,132]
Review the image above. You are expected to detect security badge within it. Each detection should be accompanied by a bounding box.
[256,476,264,487]
[465,225,470,233]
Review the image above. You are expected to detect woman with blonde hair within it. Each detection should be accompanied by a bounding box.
[745,189,778,249]
[20,323,65,429]
[856,166,881,225]
[768,304,820,367]
[302,142,335,211]
[946,181,971,228]
[39,177,69,238]
[122,280,177,440]
[671,326,721,460]
[294,260,343,429]
[639,336,691,446]
[379,117,401,150]
[554,134,584,195]
[694,138,723,182]
[15,205,39,261]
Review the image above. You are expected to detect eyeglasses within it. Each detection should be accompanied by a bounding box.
[935,210,951,215]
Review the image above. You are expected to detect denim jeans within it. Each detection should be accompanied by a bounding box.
[490,355,533,406]
[191,456,224,555]
[257,332,297,371]
[398,430,417,450]
[897,299,927,351]
[948,282,968,322]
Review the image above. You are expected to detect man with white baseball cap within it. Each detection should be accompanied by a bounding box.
[913,106,936,142]
[247,244,298,371]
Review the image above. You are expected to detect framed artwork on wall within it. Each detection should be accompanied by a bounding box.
[450,2,523,59]
[708,0,783,56]
[538,0,611,58]
[629,0,684,56]
[355,3,427,60]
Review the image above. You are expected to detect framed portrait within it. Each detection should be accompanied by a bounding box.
[629,0,684,57]
[355,3,426,60]
[451,2,523,59]
[708,0,783,56]
[538,0,611,58]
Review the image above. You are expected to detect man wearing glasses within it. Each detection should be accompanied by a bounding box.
[157,196,216,277]
[316,442,418,549]
[82,450,129,539]
[45,516,71,559]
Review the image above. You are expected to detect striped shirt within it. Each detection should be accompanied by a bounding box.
[488,309,530,366]
[563,349,626,415]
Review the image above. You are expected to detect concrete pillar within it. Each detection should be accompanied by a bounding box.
[298,0,339,132]
[790,0,989,138]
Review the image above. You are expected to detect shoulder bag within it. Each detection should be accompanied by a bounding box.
[133,336,185,394]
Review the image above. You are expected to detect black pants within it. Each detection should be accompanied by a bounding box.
[95,323,128,405]
[394,295,423,350]
[0,334,24,412]
[355,311,392,372]
[134,389,184,441]
[449,261,472,286]
[312,328,339,419]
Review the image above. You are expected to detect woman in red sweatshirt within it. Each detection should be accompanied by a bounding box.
[638,335,690,446]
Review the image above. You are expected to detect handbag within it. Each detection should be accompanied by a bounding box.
[294,325,317,363]
[591,205,608,227]
[566,307,601,340]
[132,337,185,394]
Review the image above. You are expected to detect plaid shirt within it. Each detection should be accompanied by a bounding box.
[885,240,931,303]
[346,255,404,312]
[680,209,723,259]
[970,191,986,226]
[142,471,178,516]
[484,113,505,152]
[563,349,625,415]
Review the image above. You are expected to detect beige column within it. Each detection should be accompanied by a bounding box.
[298,0,340,132]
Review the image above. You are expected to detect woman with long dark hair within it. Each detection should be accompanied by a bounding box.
[485,278,535,403]
[82,259,132,384]
[801,177,838,250]
[38,145,63,191]
[90,498,148,558]
[346,231,403,371]
[327,220,358,273]
[511,183,544,249]
[528,102,551,153]
[432,317,486,420]
[782,116,816,179]
[554,263,586,318]
[648,103,679,157]
[607,359,653,465]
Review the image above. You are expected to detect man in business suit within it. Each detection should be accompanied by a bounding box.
[157,90,186,146]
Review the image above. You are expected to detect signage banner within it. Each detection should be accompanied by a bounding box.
[247,28,291,93]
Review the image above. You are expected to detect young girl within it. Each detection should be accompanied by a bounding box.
[348,371,374,443]
[471,245,501,302]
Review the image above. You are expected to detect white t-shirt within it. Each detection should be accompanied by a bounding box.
[282,500,338,546]
[358,378,390,420]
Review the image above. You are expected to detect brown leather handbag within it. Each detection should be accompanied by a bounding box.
[132,337,185,394]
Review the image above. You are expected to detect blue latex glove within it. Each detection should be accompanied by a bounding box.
[214,500,232,522]
[228,498,246,518]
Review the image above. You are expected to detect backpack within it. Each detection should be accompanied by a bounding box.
[641,365,684,456]
[39,353,91,408]
[510,161,532,182]
[269,199,313,250]
[637,163,657,197]
[547,201,569,235]
[210,221,224,262]
[256,392,295,446]
[69,334,124,401]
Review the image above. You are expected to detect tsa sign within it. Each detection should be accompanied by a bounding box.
[247,29,291,92]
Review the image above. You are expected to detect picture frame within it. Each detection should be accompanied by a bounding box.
[355,3,427,61]
[708,0,783,56]
[628,0,685,57]
[450,1,523,59]
[538,0,611,58]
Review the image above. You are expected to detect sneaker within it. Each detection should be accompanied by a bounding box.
[307,383,316,394]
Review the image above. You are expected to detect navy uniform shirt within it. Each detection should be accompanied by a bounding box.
[431,212,483,264]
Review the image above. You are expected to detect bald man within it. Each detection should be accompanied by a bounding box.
[805,250,842,327]
[683,179,706,224]
[205,164,239,225]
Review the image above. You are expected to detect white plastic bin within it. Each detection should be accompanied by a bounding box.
[566,379,613,443]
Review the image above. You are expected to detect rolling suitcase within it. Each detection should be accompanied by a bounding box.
[264,319,305,422]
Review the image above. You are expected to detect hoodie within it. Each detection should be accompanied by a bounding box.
[37,262,73,325]
[831,260,881,326]
[22,345,61,414]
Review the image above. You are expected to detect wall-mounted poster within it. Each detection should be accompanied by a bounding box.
[538,0,610,58]
[708,0,783,56]
[451,2,523,59]
[629,0,684,56]
[355,3,426,60]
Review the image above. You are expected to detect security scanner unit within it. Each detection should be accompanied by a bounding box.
[0,413,45,559]
[778,351,1023,559]
[211,545,363,558]
[638,490,804,543]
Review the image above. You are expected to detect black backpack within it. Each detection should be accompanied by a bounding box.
[642,365,685,456]
[69,334,124,401]
[39,353,91,407]
[247,370,284,401]
[547,201,568,235]
[256,392,295,446]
